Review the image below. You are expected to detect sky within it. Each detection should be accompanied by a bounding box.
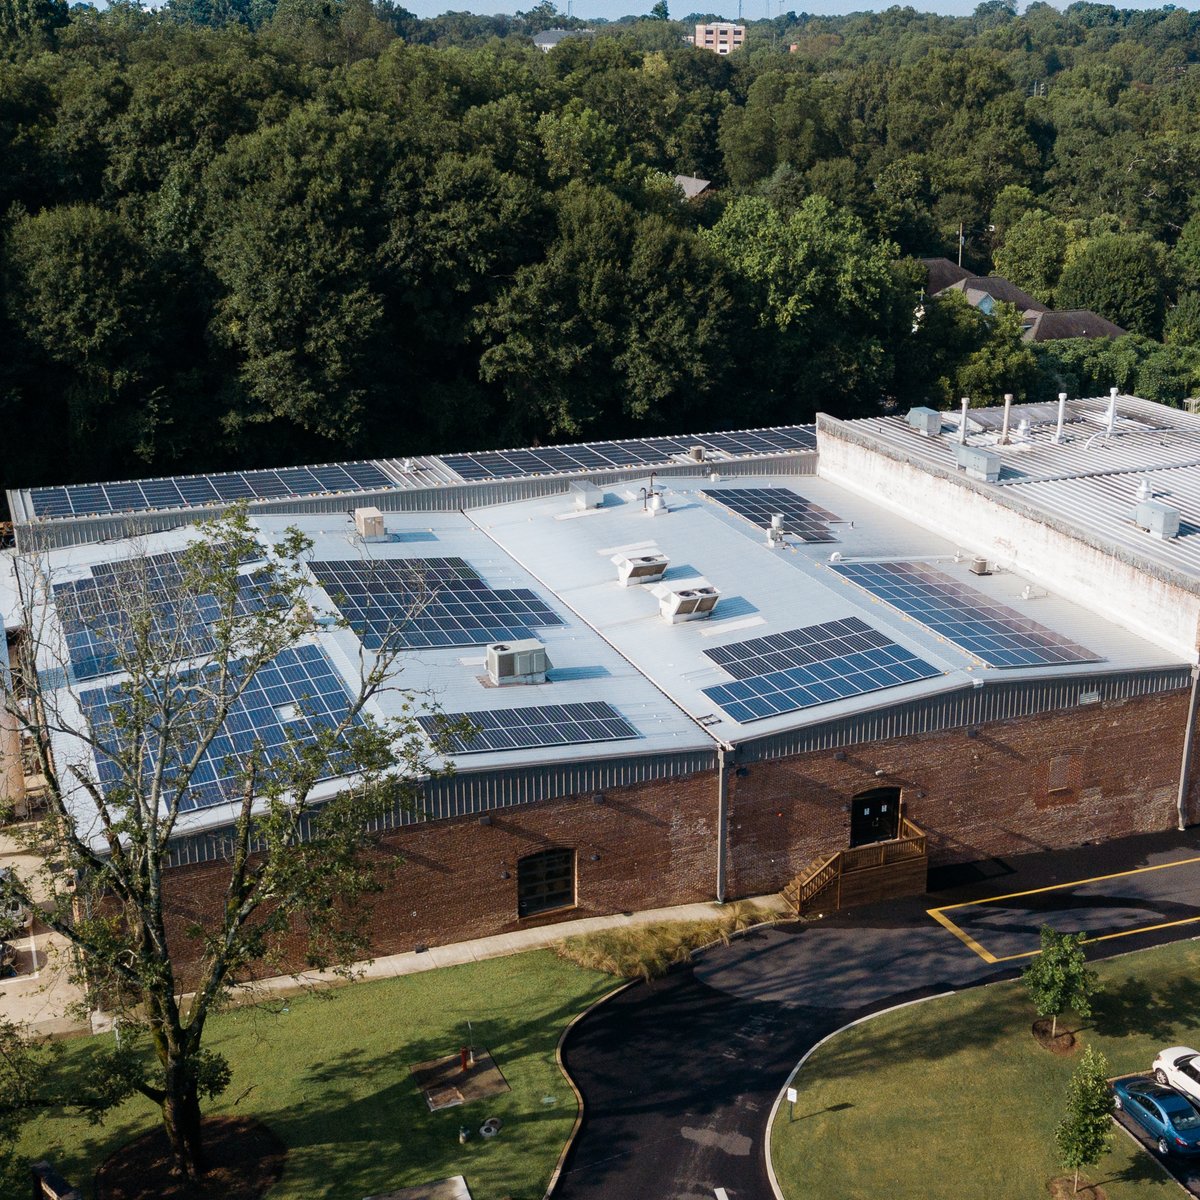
[403,0,1200,20]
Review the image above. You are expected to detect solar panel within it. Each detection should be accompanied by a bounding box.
[702,617,940,723]
[440,427,816,481]
[79,645,361,812]
[308,557,565,649]
[53,548,277,681]
[418,701,639,754]
[29,460,394,520]
[701,487,840,542]
[830,561,1102,668]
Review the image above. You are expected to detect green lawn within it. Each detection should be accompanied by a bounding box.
[772,938,1200,1200]
[19,950,613,1200]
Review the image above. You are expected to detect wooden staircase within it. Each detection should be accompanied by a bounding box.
[783,818,928,916]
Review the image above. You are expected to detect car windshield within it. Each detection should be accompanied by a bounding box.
[1171,1109,1200,1130]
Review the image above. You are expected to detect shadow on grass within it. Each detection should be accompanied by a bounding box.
[1091,972,1200,1042]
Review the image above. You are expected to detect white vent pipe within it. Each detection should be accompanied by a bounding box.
[1000,394,1013,444]
[1054,393,1067,443]
[959,397,969,444]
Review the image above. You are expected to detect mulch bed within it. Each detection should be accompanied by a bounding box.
[95,1116,287,1200]
[1047,1175,1107,1200]
[1033,1018,1079,1056]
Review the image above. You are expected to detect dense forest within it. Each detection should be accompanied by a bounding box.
[5,0,1200,495]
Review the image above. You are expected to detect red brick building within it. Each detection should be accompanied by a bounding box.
[6,398,1199,971]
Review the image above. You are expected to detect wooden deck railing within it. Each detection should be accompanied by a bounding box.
[786,818,927,913]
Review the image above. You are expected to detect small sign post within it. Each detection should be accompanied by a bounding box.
[786,1086,797,1121]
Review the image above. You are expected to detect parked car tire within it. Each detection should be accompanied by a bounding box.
[1155,1069,1170,1085]
[1158,1137,1170,1156]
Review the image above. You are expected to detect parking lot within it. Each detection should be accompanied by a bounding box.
[1112,1073,1200,1197]
[927,853,1200,964]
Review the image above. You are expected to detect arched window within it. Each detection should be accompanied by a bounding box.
[517,848,575,918]
[850,787,901,848]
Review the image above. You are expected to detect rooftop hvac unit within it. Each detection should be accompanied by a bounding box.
[969,557,990,576]
[486,639,549,686]
[1133,500,1181,540]
[615,552,669,587]
[652,582,720,624]
[353,506,388,542]
[569,480,603,511]
[906,407,943,437]
[954,443,1001,483]
[689,445,706,462]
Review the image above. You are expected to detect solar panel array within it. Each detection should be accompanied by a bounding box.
[30,461,392,520]
[53,549,278,681]
[308,557,565,649]
[440,427,815,481]
[79,645,361,812]
[418,701,639,754]
[700,487,840,541]
[702,617,940,724]
[830,560,1102,668]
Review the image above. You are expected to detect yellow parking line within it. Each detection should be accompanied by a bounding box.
[926,906,998,963]
[926,855,1200,964]
[933,854,1200,914]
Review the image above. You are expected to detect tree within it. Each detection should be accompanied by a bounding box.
[992,210,1068,307]
[1056,232,1172,338]
[1023,926,1100,1040]
[649,0,669,19]
[1,508,447,1178]
[1165,292,1200,347]
[1055,1046,1113,1195]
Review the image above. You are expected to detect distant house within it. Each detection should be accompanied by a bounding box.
[673,174,712,200]
[917,257,1125,344]
[1021,309,1126,343]
[532,28,590,51]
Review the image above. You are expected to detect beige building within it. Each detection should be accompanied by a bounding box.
[694,21,745,53]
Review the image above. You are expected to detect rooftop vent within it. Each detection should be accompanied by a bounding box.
[486,639,549,686]
[907,407,943,437]
[689,445,706,462]
[353,506,388,542]
[652,581,720,624]
[1133,500,1181,540]
[954,443,1001,483]
[615,551,669,587]
[969,557,990,576]
[569,480,603,511]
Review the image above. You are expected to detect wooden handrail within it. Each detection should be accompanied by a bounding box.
[797,853,841,906]
[788,818,929,912]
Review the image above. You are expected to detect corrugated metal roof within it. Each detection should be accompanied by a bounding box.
[844,395,1200,579]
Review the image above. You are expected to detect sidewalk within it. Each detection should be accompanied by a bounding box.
[226,894,792,1005]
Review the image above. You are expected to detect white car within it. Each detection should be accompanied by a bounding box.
[1153,1046,1200,1104]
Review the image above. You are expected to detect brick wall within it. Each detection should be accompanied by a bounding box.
[725,688,1194,897]
[161,768,718,985]
[160,686,1200,984]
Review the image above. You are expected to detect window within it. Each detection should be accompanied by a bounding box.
[517,848,575,918]
[1047,754,1077,793]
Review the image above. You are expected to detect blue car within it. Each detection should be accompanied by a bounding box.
[1113,1076,1200,1156]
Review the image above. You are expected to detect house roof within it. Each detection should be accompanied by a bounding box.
[1022,309,1127,342]
[938,276,1051,313]
[919,257,972,295]
[674,174,712,199]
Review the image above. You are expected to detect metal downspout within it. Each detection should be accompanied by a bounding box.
[1177,664,1200,831]
[717,745,730,903]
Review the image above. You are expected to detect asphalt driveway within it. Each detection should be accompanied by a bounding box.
[553,829,1200,1200]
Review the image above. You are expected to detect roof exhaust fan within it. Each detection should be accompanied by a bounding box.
[652,581,720,623]
[614,551,669,586]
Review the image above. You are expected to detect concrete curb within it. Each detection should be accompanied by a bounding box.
[763,991,955,1200]
[541,980,636,1200]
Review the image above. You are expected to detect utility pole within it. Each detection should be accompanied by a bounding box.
[958,220,965,268]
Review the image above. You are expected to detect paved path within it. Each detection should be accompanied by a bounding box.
[554,829,1200,1200]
